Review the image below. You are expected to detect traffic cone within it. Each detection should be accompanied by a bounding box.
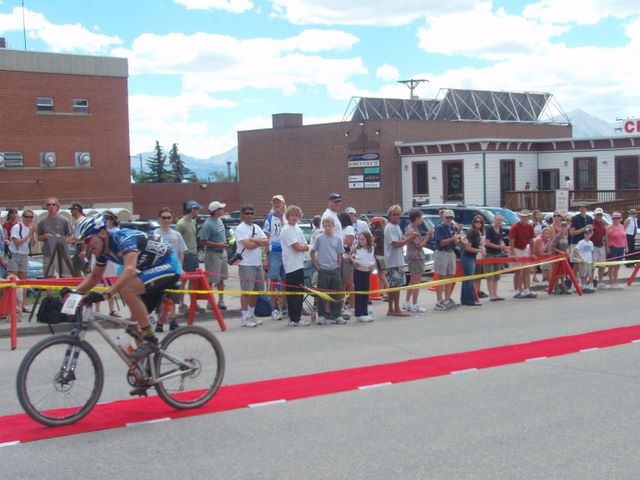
[428,271,438,291]
[369,271,383,300]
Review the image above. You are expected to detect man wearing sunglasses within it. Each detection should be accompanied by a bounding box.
[235,203,269,327]
[75,214,182,361]
[36,197,73,278]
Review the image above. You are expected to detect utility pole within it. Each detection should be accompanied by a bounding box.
[397,79,429,100]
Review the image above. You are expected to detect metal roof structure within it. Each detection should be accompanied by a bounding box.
[344,88,570,125]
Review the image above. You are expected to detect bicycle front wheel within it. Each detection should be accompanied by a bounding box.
[16,335,104,426]
[154,326,225,409]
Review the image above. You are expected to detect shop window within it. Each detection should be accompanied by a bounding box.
[574,157,597,190]
[37,97,54,113]
[413,162,428,195]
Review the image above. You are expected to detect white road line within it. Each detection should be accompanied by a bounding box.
[580,348,599,353]
[0,441,20,448]
[525,356,548,362]
[632,340,640,344]
[248,399,287,408]
[126,417,171,427]
[358,382,392,390]
[450,368,478,375]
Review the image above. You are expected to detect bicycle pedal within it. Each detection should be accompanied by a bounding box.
[129,386,149,397]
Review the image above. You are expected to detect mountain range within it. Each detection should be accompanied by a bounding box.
[130,110,618,180]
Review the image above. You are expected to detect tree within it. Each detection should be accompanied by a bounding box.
[145,141,170,183]
[167,143,195,183]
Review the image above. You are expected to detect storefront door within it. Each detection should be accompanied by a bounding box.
[500,160,515,207]
[443,161,464,203]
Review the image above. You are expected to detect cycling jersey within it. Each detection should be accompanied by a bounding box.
[263,214,283,252]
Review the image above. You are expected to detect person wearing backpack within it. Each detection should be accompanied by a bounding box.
[8,209,36,313]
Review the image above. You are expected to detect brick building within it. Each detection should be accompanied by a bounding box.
[0,49,132,211]
[238,92,572,217]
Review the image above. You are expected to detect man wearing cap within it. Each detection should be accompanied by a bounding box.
[591,208,608,288]
[345,207,370,241]
[69,202,89,276]
[199,201,229,310]
[433,209,461,310]
[624,208,638,267]
[322,193,343,241]
[509,209,537,299]
[263,195,287,320]
[176,200,203,313]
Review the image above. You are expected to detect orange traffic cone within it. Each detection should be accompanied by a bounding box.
[369,271,383,300]
[428,271,439,291]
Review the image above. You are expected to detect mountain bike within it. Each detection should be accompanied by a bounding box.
[16,292,225,426]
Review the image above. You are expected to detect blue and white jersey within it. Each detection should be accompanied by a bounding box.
[263,213,284,252]
[95,228,179,272]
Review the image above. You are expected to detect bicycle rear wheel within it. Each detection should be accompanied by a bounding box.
[16,335,104,426]
[154,326,225,409]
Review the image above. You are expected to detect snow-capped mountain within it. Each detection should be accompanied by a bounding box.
[561,109,617,138]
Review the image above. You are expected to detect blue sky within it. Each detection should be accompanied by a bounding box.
[1,0,639,158]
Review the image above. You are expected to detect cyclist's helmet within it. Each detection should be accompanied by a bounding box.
[76,214,106,239]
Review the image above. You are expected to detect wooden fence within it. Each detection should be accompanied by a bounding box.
[505,190,640,213]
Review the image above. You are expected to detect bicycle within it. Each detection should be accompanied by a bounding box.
[16,292,225,427]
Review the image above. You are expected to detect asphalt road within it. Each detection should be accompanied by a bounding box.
[2,278,640,479]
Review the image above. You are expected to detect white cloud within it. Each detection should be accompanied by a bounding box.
[112,30,366,98]
[270,0,477,26]
[173,0,253,13]
[523,0,640,26]
[376,64,399,81]
[0,7,121,53]
[417,2,569,60]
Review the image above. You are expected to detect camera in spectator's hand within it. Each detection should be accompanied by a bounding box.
[228,251,243,265]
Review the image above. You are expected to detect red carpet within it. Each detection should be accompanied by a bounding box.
[3,324,640,444]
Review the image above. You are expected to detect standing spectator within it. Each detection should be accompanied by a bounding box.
[551,221,571,295]
[281,205,310,327]
[564,176,573,190]
[0,226,7,278]
[573,226,595,293]
[310,216,346,324]
[533,227,553,285]
[550,210,564,236]
[606,212,626,289]
[460,215,485,306]
[310,215,323,244]
[199,201,229,310]
[509,210,537,299]
[484,214,507,301]
[384,205,417,317]
[2,208,18,259]
[591,208,608,289]
[345,207,371,239]
[403,208,431,313]
[36,197,73,277]
[176,200,203,313]
[624,209,638,267]
[569,206,593,288]
[338,211,355,314]
[349,231,375,322]
[235,203,270,327]
[433,209,461,310]
[152,207,187,331]
[263,195,287,320]
[321,193,343,240]
[369,217,390,294]
[69,202,88,276]
[7,209,36,312]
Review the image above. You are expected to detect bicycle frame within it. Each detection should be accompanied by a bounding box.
[64,306,198,388]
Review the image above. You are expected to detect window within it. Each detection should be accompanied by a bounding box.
[615,156,639,189]
[412,162,428,195]
[0,152,24,167]
[574,157,597,190]
[37,97,54,113]
[73,99,89,114]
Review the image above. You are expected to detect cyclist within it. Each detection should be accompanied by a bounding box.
[75,214,182,360]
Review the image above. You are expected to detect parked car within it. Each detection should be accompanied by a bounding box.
[120,220,160,233]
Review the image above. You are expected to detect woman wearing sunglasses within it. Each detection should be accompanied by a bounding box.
[8,209,37,312]
[460,215,485,306]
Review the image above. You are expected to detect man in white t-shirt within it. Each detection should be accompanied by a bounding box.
[280,205,310,326]
[234,203,270,327]
[321,193,343,240]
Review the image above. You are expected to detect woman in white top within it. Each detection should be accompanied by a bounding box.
[8,209,37,312]
[349,231,375,322]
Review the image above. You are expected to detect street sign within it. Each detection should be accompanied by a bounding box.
[348,160,379,168]
[364,182,380,189]
[348,175,364,182]
[363,167,380,174]
[349,182,364,189]
[348,153,380,161]
[364,173,380,182]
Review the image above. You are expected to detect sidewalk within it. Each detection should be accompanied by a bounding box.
[2,265,638,339]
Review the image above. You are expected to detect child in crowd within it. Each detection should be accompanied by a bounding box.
[551,221,571,295]
[310,217,347,325]
[349,232,375,323]
[573,227,595,293]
